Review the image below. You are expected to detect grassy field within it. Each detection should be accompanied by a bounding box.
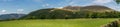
[0,19,117,27]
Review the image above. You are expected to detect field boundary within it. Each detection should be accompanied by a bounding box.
[100,19,120,27]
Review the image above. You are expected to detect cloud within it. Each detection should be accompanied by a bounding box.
[92,0,113,4]
[0,10,7,14]
[1,10,6,13]
[110,5,120,11]
[42,4,50,7]
[55,7,63,9]
[82,0,114,6]
[67,0,80,6]
[17,9,24,13]
[17,9,24,12]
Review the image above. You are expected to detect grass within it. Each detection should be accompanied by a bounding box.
[0,19,117,27]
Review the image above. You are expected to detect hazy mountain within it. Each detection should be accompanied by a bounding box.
[0,13,26,20]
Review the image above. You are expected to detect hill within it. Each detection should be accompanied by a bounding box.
[20,5,120,19]
[21,8,74,19]
[63,5,115,12]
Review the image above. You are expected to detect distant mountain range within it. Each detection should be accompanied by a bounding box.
[0,14,26,20]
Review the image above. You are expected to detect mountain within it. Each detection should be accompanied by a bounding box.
[20,8,74,19]
[0,13,26,20]
[63,6,81,10]
[63,5,115,12]
[80,5,114,12]
[20,5,120,19]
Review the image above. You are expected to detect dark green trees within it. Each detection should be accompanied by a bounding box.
[74,11,120,18]
[116,0,120,4]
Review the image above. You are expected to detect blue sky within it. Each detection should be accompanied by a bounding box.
[0,0,120,14]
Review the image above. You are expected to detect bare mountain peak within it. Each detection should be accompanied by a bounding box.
[62,5,115,12]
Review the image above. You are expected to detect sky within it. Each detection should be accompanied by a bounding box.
[0,0,120,14]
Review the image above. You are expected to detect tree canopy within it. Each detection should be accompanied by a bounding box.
[116,0,120,4]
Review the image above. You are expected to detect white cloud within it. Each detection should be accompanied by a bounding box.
[110,5,120,11]
[17,9,24,12]
[0,10,7,14]
[82,0,114,6]
[92,0,113,4]
[1,10,6,13]
[67,0,80,6]
[17,9,24,14]
[45,4,50,6]
[42,4,50,7]
[56,7,63,9]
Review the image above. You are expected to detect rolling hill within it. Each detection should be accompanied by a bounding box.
[20,5,120,19]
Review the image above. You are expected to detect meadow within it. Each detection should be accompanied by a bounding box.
[0,19,117,27]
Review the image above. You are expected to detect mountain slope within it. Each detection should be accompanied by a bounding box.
[63,5,115,12]
[21,8,74,19]
[21,5,120,19]
[80,5,114,12]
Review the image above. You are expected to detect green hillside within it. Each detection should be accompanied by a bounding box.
[20,5,120,19]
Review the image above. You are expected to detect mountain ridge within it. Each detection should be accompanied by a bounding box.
[0,13,26,20]
[20,5,120,19]
[62,5,115,12]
